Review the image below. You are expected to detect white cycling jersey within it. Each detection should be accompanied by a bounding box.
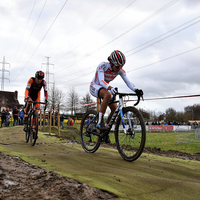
[91,62,136,91]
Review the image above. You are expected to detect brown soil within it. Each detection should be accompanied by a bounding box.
[144,147,200,161]
[0,152,117,200]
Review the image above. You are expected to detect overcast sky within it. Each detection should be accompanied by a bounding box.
[0,0,200,114]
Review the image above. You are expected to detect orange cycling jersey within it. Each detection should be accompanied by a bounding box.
[25,77,48,101]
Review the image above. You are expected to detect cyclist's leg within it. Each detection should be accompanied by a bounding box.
[23,97,32,131]
[97,88,112,131]
[107,103,117,124]
[32,94,40,139]
[24,97,33,115]
[24,95,36,131]
[90,84,110,130]
[35,93,40,113]
[102,103,117,143]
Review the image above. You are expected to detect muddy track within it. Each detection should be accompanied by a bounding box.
[0,126,200,200]
[0,152,117,200]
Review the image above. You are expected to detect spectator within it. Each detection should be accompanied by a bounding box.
[70,119,73,126]
[67,117,71,126]
[60,114,65,129]
[12,106,19,126]
[1,108,7,127]
[6,108,11,126]
[19,109,25,125]
[85,118,90,125]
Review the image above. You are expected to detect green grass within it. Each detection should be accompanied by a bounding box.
[104,131,200,154]
[145,132,200,154]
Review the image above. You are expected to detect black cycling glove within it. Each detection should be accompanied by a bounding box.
[135,89,143,96]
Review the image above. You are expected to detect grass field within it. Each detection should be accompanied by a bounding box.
[145,131,200,154]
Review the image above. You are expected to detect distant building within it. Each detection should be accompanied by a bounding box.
[0,90,22,111]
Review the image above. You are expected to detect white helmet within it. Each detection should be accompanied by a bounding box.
[108,50,126,66]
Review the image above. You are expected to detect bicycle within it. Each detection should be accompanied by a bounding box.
[25,101,46,146]
[80,90,146,162]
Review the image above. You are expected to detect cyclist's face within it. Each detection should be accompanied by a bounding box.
[36,78,43,84]
[113,65,122,72]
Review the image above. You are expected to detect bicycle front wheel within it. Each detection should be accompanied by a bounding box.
[25,116,30,143]
[80,110,100,153]
[30,111,38,146]
[115,106,146,162]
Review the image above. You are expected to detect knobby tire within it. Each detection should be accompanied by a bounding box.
[25,113,31,143]
[29,111,38,146]
[80,110,100,153]
[115,106,146,161]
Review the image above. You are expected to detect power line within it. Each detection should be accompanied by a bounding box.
[97,0,179,51]
[52,0,118,63]
[11,0,37,64]
[126,16,200,57]
[53,0,137,67]
[11,0,48,74]
[53,0,179,74]
[3,0,14,55]
[56,45,200,86]
[126,46,200,73]
[56,14,200,79]
[12,0,69,81]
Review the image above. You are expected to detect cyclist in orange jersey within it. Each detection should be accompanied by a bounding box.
[23,70,48,131]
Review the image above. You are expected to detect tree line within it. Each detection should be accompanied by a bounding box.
[140,104,200,123]
[46,85,96,116]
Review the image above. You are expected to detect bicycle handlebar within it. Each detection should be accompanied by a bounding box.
[114,88,143,106]
[115,92,143,106]
[27,101,47,110]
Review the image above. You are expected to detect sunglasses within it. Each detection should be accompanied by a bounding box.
[115,65,122,69]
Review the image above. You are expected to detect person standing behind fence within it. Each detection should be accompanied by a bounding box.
[12,106,19,126]
[19,109,25,125]
[1,108,7,127]
[6,108,11,126]
[60,114,65,129]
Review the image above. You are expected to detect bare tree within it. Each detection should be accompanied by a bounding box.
[66,87,79,115]
[165,108,177,122]
[79,92,96,113]
[48,83,65,111]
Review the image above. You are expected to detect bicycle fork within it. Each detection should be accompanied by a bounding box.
[109,98,127,134]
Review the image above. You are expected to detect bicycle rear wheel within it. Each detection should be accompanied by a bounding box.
[80,110,100,153]
[29,111,38,146]
[115,106,146,162]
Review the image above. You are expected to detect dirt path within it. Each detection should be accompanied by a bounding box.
[0,152,116,200]
[0,126,200,200]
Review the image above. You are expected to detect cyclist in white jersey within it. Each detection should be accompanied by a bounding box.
[90,50,143,143]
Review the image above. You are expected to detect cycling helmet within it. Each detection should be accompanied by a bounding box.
[35,70,44,79]
[108,50,126,66]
